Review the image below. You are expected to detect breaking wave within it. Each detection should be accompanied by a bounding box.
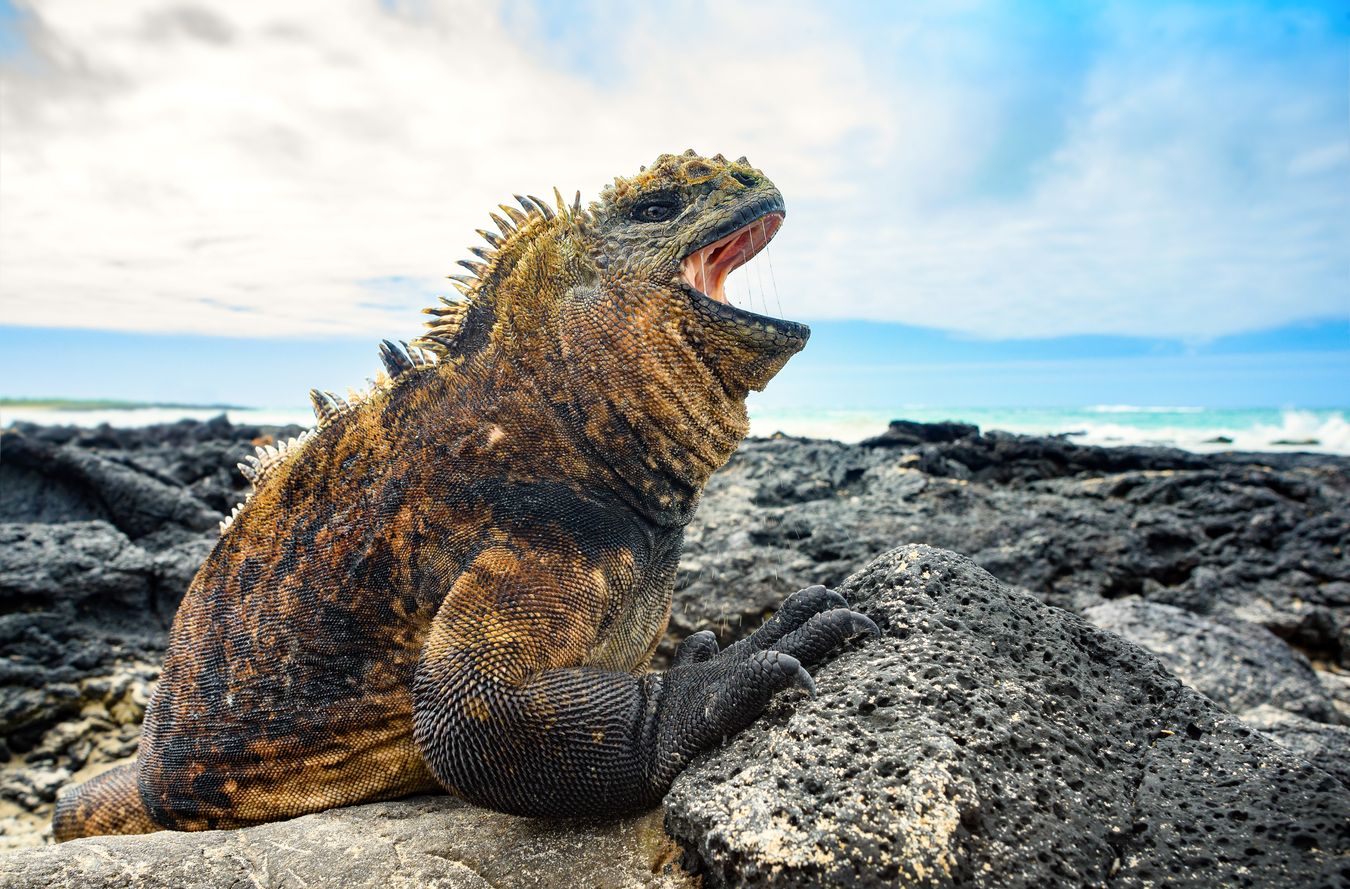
[5,404,1348,456]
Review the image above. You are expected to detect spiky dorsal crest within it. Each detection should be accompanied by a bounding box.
[411,187,589,361]
[222,427,321,534]
[223,188,592,537]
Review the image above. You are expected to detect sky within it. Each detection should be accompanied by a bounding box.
[0,0,1346,408]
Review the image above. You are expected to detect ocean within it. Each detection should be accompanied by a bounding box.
[3,404,1348,455]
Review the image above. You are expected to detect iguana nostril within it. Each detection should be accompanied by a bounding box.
[731,171,755,188]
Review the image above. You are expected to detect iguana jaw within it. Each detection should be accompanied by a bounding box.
[680,211,781,305]
[676,200,808,346]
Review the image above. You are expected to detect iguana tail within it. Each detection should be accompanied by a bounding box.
[52,761,161,842]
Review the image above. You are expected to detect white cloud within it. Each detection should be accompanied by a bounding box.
[0,0,1345,340]
[792,3,1350,338]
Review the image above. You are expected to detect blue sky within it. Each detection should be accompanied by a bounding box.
[2,319,1344,409]
[1,0,1346,408]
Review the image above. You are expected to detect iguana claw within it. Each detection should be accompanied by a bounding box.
[648,585,875,785]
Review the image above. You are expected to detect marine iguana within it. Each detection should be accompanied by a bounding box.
[52,151,877,840]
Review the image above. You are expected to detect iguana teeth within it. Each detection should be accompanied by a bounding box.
[499,204,528,226]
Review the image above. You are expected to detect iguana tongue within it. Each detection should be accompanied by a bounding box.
[681,214,782,304]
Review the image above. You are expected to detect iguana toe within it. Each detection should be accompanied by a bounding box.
[671,629,721,666]
[649,588,877,787]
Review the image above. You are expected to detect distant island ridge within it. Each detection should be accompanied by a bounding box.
[0,398,248,411]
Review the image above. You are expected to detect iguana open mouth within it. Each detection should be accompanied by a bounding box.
[680,209,784,307]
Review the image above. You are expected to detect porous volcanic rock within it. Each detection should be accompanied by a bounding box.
[0,419,300,846]
[664,545,1349,888]
[4,417,1348,856]
[5,545,1345,887]
[0,795,691,889]
[859,419,979,448]
[673,432,1350,671]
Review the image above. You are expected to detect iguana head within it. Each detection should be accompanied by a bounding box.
[417,150,806,390]
[411,151,808,518]
[585,149,809,394]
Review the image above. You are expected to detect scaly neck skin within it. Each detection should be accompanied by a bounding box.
[553,277,750,528]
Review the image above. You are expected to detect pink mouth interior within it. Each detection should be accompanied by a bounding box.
[680,212,783,304]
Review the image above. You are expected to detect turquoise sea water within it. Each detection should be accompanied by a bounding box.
[3,404,1348,455]
[744,406,1350,454]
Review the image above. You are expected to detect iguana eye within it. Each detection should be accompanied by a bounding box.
[632,195,679,223]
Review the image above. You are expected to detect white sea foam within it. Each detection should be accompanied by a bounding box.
[4,405,1348,456]
[746,407,1350,455]
[1085,405,1207,414]
[0,406,317,429]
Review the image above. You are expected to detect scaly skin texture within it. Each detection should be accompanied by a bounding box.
[52,151,876,839]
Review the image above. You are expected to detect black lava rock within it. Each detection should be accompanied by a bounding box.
[860,419,980,448]
[665,545,1350,888]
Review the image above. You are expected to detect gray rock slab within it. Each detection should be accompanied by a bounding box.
[1083,599,1339,722]
[664,545,1349,888]
[0,795,691,889]
[1240,704,1350,790]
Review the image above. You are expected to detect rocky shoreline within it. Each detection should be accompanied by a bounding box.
[2,417,1347,885]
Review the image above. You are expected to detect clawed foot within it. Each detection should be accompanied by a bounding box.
[648,586,878,783]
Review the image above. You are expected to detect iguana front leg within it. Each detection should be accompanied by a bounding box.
[646,584,878,791]
[412,541,876,817]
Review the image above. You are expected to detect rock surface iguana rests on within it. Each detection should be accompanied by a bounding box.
[52,151,877,841]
